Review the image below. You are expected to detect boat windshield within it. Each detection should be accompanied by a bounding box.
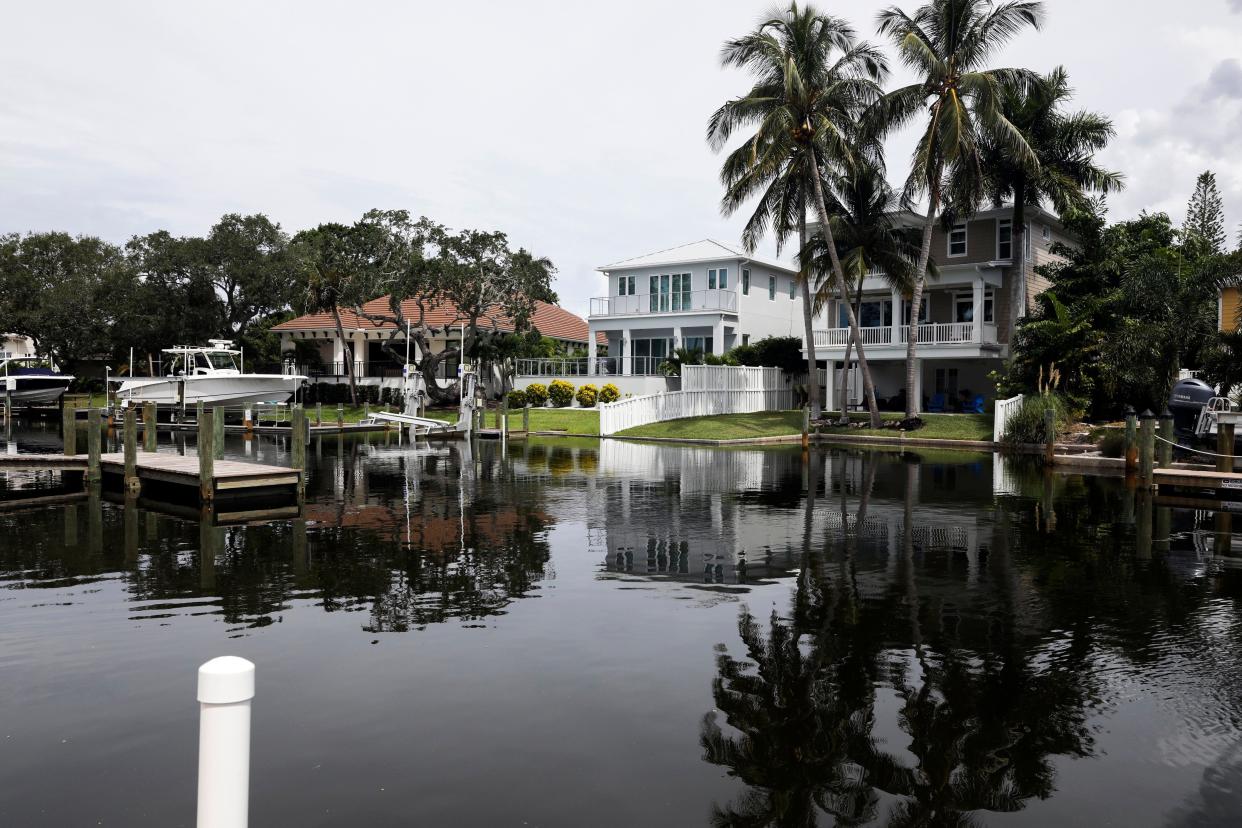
[206,351,239,371]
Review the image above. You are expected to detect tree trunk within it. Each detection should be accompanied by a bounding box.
[329,305,358,405]
[1011,189,1028,333]
[799,213,822,419]
[906,193,939,419]
[808,162,881,428]
[837,268,867,425]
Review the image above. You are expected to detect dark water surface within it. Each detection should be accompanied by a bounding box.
[3,423,1242,826]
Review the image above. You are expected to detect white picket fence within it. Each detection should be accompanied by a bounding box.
[599,365,792,435]
[993,394,1024,442]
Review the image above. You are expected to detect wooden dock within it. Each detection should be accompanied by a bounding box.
[1153,467,1242,497]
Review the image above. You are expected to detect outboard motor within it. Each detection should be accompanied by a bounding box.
[1169,377,1216,435]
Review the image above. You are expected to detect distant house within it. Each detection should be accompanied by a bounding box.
[1,333,36,360]
[272,296,596,390]
[811,204,1076,412]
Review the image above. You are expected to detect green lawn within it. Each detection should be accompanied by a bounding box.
[817,412,993,441]
[423,406,602,435]
[617,411,804,440]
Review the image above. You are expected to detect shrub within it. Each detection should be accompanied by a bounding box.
[525,382,549,407]
[548,379,575,407]
[575,383,599,408]
[1096,427,1125,458]
[507,388,528,408]
[598,383,620,404]
[1002,393,1069,446]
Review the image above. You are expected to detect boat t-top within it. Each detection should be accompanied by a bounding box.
[1,357,75,407]
[114,340,306,410]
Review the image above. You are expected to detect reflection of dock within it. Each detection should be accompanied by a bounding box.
[101,491,302,525]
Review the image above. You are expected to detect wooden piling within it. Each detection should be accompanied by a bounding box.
[3,389,11,432]
[1216,420,1235,474]
[63,404,77,456]
[315,402,322,426]
[123,407,139,492]
[290,405,307,480]
[336,404,343,428]
[86,408,102,487]
[143,401,157,451]
[196,400,204,425]
[802,407,810,450]
[198,408,215,501]
[1157,409,1174,468]
[1123,407,1138,473]
[1138,410,1155,482]
[522,404,530,434]
[1043,407,1056,464]
[212,406,224,459]
[243,407,254,433]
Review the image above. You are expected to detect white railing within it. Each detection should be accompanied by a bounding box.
[812,322,998,348]
[590,288,739,317]
[993,394,1023,442]
[600,364,791,435]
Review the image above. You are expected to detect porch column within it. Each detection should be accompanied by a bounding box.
[711,318,725,355]
[890,287,901,346]
[353,331,367,378]
[622,330,632,376]
[332,333,345,375]
[912,358,923,413]
[673,325,682,352]
[587,324,597,376]
[971,278,984,343]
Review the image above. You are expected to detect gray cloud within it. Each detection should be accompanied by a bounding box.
[1206,58,1242,100]
[1230,0,1242,12]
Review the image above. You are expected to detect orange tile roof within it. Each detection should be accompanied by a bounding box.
[274,296,600,344]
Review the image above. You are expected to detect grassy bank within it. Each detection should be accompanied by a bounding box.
[817,412,993,442]
[617,411,804,440]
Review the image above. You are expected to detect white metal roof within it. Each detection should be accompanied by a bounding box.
[598,239,797,274]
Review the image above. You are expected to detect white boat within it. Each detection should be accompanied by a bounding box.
[1,357,75,406]
[115,341,306,410]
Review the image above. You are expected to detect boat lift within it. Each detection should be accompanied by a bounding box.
[365,367,480,438]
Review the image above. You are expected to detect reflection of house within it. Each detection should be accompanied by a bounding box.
[273,296,597,391]
[812,206,1076,411]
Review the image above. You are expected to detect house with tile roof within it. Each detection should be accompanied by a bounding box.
[272,296,596,392]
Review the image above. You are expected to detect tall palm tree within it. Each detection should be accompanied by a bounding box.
[877,0,1044,419]
[803,161,926,420]
[710,2,888,427]
[979,66,1122,324]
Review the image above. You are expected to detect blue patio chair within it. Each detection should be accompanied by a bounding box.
[927,393,946,413]
[967,394,986,414]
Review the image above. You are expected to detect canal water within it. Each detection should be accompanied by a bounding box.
[2,425,1242,826]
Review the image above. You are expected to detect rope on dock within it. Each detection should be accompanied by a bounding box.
[1154,434,1239,459]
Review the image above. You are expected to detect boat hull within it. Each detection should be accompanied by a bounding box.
[2,376,74,406]
[116,375,305,409]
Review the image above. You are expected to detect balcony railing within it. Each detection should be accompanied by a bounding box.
[590,288,738,317]
[516,356,669,377]
[812,322,998,349]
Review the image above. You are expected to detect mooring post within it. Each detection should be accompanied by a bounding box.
[802,407,810,451]
[1123,406,1138,473]
[87,408,102,487]
[315,402,322,427]
[1157,408,1174,468]
[63,403,77,456]
[501,399,509,439]
[212,406,224,460]
[1043,407,1056,465]
[199,408,215,502]
[1139,410,1155,482]
[123,407,139,492]
[196,400,205,425]
[1217,419,1236,474]
[243,407,253,433]
[197,656,255,828]
[336,404,343,429]
[522,404,530,434]
[143,401,157,451]
[3,388,11,433]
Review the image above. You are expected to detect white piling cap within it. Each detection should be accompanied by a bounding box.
[197,656,256,704]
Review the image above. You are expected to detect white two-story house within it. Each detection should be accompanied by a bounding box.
[586,240,803,386]
[812,205,1075,412]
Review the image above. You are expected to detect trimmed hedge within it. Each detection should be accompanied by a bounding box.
[506,388,528,408]
[575,383,598,408]
[525,383,548,407]
[548,379,574,407]
[599,383,620,404]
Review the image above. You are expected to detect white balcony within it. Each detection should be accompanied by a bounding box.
[812,322,999,350]
[590,288,738,317]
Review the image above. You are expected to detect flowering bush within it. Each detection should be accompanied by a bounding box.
[506,388,528,408]
[575,383,599,408]
[598,383,621,404]
[525,383,548,407]
[548,379,575,408]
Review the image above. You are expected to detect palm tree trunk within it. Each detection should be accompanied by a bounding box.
[906,194,938,419]
[808,162,881,428]
[1011,190,1028,332]
[330,304,358,405]
[799,213,822,419]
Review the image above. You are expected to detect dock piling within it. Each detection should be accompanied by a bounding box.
[501,399,509,439]
[212,407,224,460]
[196,656,255,828]
[1217,419,1236,474]
[87,409,102,487]
[63,404,77,456]
[1158,408,1174,468]
[199,409,215,501]
[143,401,157,451]
[802,407,810,451]
[1139,410,1155,482]
[123,408,139,492]
[243,408,253,433]
[1124,406,1138,473]
[523,404,530,434]
[336,404,343,428]
[1043,407,1056,464]
[315,402,322,427]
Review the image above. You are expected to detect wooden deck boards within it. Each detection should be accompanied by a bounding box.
[1153,467,1242,493]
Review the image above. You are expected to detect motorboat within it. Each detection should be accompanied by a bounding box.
[1168,377,1240,440]
[114,340,306,410]
[1,357,75,406]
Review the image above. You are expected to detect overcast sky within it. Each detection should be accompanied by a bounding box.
[3,0,1241,318]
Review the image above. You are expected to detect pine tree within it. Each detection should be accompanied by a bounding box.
[1183,170,1226,254]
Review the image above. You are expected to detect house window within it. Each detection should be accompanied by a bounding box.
[1024,222,1032,257]
[671,273,692,310]
[617,275,635,295]
[902,298,930,324]
[954,288,996,323]
[708,268,728,289]
[684,336,713,355]
[948,223,967,257]
[934,367,959,396]
[1042,224,1051,242]
[997,219,1012,260]
[742,268,750,295]
[788,277,797,298]
[768,275,776,300]
[839,299,893,328]
[742,334,750,346]
[984,288,994,323]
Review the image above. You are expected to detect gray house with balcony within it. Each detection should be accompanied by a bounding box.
[587,240,804,382]
[812,204,1074,411]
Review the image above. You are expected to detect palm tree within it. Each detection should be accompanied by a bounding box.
[710,2,889,427]
[803,161,926,420]
[979,66,1122,324]
[876,0,1044,419]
